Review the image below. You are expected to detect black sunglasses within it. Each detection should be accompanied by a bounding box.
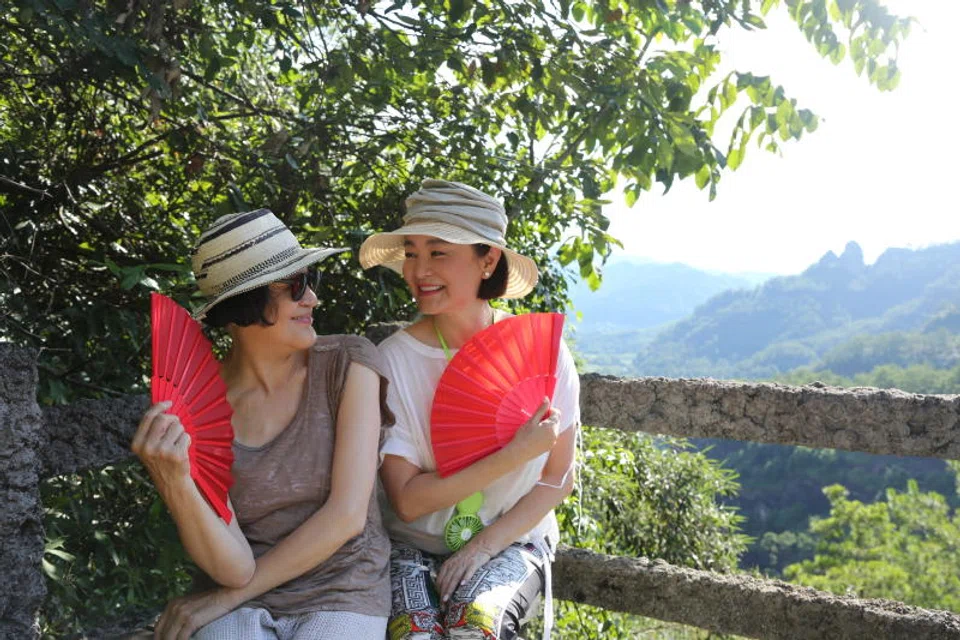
[273,268,320,301]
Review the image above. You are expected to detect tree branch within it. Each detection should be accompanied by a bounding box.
[0,176,53,199]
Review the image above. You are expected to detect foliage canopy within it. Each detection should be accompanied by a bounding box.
[1,0,909,401]
[785,477,960,613]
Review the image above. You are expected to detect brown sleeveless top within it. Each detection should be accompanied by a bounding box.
[223,335,393,616]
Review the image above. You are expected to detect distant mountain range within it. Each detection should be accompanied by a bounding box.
[575,243,960,579]
[575,241,960,378]
[569,258,772,333]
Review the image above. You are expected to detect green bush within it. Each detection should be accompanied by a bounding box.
[40,465,192,637]
[545,427,748,639]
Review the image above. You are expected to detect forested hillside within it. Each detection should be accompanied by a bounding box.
[570,258,770,373]
[570,258,768,332]
[605,241,960,378]
[575,242,960,583]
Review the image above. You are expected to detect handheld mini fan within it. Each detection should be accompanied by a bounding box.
[444,492,484,552]
[430,312,564,478]
[151,293,235,523]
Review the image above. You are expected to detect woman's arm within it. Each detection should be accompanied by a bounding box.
[435,423,577,601]
[131,401,254,588]
[380,400,560,522]
[211,361,383,608]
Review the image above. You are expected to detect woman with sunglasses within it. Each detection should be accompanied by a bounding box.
[360,180,581,640]
[132,209,393,640]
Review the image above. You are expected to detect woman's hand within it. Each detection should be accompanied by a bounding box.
[153,588,236,640]
[507,399,562,464]
[131,401,192,491]
[436,538,497,603]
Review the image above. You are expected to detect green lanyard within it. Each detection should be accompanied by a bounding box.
[433,315,485,551]
[434,318,453,362]
[433,307,496,360]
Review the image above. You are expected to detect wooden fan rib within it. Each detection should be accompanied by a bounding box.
[176,342,216,405]
[466,339,517,392]
[433,383,502,411]
[193,473,232,521]
[187,416,233,433]
[193,449,233,470]
[476,325,528,386]
[442,365,510,403]
[432,434,502,449]
[166,303,191,380]
[189,395,232,425]
[193,464,232,494]
[432,400,501,420]
[179,332,205,383]
[183,361,228,416]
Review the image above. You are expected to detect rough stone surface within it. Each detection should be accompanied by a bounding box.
[554,546,960,639]
[0,344,44,639]
[41,394,148,478]
[581,374,960,459]
[41,374,960,477]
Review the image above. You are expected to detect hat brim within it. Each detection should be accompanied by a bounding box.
[359,222,538,299]
[193,247,349,320]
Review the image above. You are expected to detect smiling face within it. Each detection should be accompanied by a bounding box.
[401,235,500,315]
[232,270,318,350]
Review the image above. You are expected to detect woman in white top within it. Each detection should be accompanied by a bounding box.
[360,180,580,640]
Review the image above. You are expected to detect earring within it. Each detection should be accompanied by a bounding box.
[483,271,490,279]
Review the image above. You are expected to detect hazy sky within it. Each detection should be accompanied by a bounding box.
[604,0,959,275]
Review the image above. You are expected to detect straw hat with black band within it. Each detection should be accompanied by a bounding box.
[358,179,539,298]
[191,208,348,320]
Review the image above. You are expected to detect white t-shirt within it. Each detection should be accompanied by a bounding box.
[378,321,581,555]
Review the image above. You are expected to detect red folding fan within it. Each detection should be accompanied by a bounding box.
[151,293,235,523]
[430,312,565,478]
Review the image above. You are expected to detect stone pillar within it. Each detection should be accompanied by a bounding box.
[0,344,44,639]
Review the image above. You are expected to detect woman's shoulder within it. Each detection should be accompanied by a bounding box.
[378,324,450,365]
[377,323,422,353]
[311,335,390,383]
[311,335,384,370]
[312,333,376,353]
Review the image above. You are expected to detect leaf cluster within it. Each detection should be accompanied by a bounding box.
[547,426,748,637]
[785,478,960,612]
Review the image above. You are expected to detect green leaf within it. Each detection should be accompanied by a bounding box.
[695,165,710,190]
[727,146,743,170]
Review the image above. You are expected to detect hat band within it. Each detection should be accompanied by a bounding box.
[198,225,290,272]
[403,211,506,245]
[205,246,300,298]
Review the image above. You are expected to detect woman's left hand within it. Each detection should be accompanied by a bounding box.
[153,588,236,640]
[436,539,498,603]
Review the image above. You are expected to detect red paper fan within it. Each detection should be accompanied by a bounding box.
[430,312,564,478]
[151,293,235,523]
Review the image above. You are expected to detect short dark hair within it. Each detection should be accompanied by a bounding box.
[474,244,508,299]
[203,285,275,328]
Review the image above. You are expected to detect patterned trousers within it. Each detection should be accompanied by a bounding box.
[387,541,547,640]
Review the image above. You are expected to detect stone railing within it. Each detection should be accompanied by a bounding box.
[4,342,960,639]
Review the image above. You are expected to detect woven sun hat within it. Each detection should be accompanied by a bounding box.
[358,179,539,299]
[191,208,348,320]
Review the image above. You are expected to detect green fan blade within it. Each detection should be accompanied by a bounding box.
[444,513,484,552]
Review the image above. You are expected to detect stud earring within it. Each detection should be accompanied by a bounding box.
[483,271,491,278]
